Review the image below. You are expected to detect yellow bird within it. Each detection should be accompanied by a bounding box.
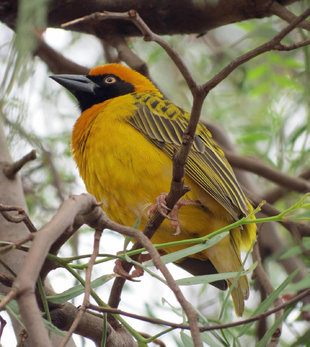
[51,64,256,316]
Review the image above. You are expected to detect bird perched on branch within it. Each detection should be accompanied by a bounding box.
[51,63,256,316]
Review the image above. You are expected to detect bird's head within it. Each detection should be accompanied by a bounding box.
[50,64,161,111]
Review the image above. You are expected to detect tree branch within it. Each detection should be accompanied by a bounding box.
[225,151,310,194]
[270,1,310,31]
[89,287,310,332]
[3,150,36,179]
[252,241,283,346]
[0,194,201,346]
[60,229,103,347]
[34,35,89,74]
[202,8,310,93]
[264,168,310,204]
[0,204,37,233]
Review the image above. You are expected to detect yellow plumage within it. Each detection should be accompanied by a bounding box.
[52,64,256,316]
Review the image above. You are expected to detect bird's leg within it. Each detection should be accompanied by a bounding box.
[148,193,202,236]
[113,251,165,281]
[147,193,171,219]
[114,254,143,282]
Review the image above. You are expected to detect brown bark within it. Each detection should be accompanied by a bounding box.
[0,0,300,36]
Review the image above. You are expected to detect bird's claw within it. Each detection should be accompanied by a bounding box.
[148,193,202,236]
[147,193,171,219]
[113,253,144,281]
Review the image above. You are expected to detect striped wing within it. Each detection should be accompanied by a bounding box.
[128,93,248,219]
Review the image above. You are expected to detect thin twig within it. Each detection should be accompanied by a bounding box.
[270,1,310,31]
[63,11,310,339]
[60,229,103,347]
[0,272,14,288]
[86,200,202,347]
[43,150,65,201]
[0,288,18,311]
[104,34,150,78]
[245,191,310,237]
[3,149,36,179]
[264,168,310,204]
[252,242,283,346]
[89,287,310,331]
[0,204,37,233]
[62,11,198,93]
[60,8,310,345]
[4,194,198,346]
[275,38,310,51]
[202,8,310,92]
[0,235,34,254]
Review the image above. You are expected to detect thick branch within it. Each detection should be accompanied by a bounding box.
[225,151,310,194]
[32,0,302,35]
[34,36,89,75]
[264,168,310,204]
[3,150,36,179]
[1,194,200,346]
[50,303,137,347]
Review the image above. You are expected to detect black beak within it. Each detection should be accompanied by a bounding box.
[50,74,98,95]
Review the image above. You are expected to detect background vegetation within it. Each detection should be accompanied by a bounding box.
[1,0,310,346]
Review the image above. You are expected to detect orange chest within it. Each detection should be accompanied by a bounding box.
[72,99,172,219]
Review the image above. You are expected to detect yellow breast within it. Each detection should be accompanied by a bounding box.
[72,94,174,226]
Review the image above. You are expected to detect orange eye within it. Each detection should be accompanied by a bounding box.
[104,76,116,84]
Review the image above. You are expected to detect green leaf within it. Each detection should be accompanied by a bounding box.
[0,296,25,330]
[280,237,310,259]
[176,262,257,286]
[200,331,223,347]
[0,295,66,336]
[47,274,115,304]
[180,331,194,347]
[133,216,141,229]
[43,318,66,337]
[146,232,229,267]
[238,269,299,336]
[284,276,310,293]
[15,0,49,56]
[123,236,133,251]
[290,329,310,347]
[256,306,294,347]
[236,132,270,144]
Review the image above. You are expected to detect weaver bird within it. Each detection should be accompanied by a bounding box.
[51,64,256,316]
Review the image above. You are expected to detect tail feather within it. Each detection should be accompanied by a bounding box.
[229,274,249,316]
[205,231,250,316]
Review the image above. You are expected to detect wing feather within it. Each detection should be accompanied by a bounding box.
[128,93,248,219]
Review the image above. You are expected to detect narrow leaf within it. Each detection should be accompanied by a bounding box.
[43,318,66,337]
[146,232,229,267]
[238,269,298,336]
[180,331,194,347]
[256,306,294,347]
[290,329,310,347]
[176,262,257,286]
[0,297,25,330]
[47,274,115,304]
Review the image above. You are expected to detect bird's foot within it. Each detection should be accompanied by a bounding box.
[114,253,144,282]
[113,251,166,281]
[147,193,171,219]
[147,193,202,236]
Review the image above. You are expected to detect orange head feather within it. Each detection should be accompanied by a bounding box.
[89,64,161,95]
